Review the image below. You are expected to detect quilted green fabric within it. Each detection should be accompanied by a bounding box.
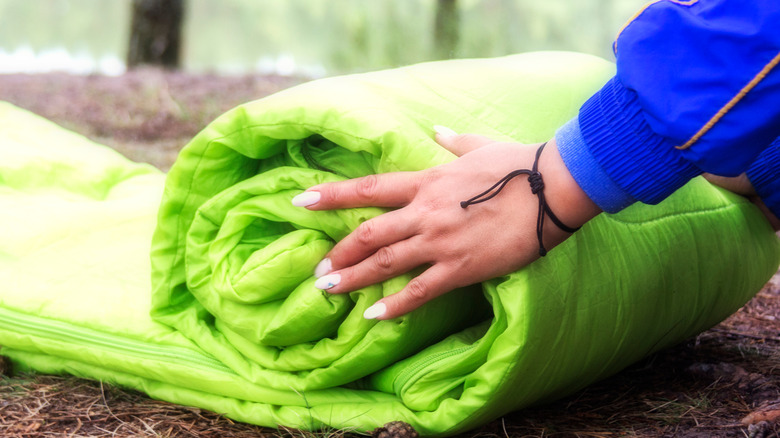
[1,52,778,436]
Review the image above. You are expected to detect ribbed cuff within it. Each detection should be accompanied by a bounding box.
[556,118,636,213]
[577,76,700,206]
[746,139,780,219]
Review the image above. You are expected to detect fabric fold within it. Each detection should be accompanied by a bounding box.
[1,52,779,436]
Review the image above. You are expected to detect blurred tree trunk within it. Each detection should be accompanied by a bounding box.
[434,0,459,59]
[126,0,185,69]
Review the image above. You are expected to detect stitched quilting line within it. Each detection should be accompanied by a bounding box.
[603,199,749,227]
[676,50,780,150]
[161,120,417,304]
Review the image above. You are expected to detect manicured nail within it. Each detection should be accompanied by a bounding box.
[314,258,332,278]
[292,191,321,207]
[363,302,386,319]
[315,273,340,290]
[433,125,457,137]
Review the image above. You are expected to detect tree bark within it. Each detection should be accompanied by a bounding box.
[126,0,184,69]
[434,0,459,59]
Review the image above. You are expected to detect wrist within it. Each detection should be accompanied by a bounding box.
[539,137,602,231]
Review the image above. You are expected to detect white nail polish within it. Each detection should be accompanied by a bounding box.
[314,258,332,278]
[363,302,387,319]
[315,273,340,290]
[433,125,457,137]
[292,191,321,207]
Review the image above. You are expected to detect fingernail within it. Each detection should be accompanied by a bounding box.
[363,302,387,319]
[314,258,332,278]
[433,125,457,137]
[292,191,321,207]
[315,273,340,290]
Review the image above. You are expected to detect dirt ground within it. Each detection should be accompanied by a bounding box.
[0,70,778,438]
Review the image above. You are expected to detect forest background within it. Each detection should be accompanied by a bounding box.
[1,1,779,438]
[0,0,646,77]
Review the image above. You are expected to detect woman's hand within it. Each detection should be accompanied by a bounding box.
[703,173,780,231]
[292,129,601,320]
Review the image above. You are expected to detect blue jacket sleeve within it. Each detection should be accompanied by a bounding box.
[746,138,780,219]
[556,0,780,213]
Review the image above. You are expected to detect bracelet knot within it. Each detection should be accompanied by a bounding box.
[528,171,544,194]
[459,142,580,257]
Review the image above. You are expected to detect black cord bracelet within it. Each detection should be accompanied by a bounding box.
[460,142,580,256]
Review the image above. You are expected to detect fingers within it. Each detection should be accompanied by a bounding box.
[292,171,420,210]
[317,235,427,295]
[326,208,417,271]
[434,128,496,157]
[291,127,497,210]
[364,264,458,320]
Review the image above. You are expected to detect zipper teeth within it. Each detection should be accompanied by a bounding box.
[393,345,475,395]
[0,307,235,375]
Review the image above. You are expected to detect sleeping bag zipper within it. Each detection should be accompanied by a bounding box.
[0,307,235,375]
[392,345,475,395]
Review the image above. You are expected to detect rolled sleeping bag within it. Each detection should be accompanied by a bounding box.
[0,52,777,436]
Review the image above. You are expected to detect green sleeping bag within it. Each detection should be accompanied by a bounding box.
[1,52,778,436]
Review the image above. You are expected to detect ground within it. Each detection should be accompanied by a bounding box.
[0,70,778,438]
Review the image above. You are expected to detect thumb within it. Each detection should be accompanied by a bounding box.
[433,126,496,157]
